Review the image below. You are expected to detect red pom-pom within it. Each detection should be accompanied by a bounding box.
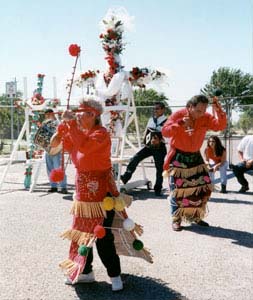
[94,225,106,239]
[68,44,81,56]
[50,168,64,183]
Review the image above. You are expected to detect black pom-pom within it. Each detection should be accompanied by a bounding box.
[213,89,222,96]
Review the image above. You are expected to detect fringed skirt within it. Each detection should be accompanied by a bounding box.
[59,169,153,283]
[169,149,212,222]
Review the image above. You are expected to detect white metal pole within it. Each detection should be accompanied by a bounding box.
[53,76,57,98]
[23,77,30,147]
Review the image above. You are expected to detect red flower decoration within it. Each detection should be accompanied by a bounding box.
[173,160,181,167]
[50,168,64,183]
[203,176,211,183]
[80,70,98,80]
[182,198,190,207]
[175,178,183,187]
[68,44,81,57]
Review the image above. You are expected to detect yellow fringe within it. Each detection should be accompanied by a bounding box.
[170,164,207,178]
[66,264,79,276]
[142,248,154,264]
[118,193,133,208]
[60,229,94,246]
[70,200,106,218]
[59,259,75,270]
[173,184,212,198]
[59,259,79,276]
[134,223,143,236]
[174,206,206,223]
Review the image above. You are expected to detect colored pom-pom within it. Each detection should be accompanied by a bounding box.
[102,197,114,211]
[69,44,81,56]
[50,168,64,183]
[123,218,135,231]
[94,225,106,239]
[133,239,144,251]
[213,88,222,97]
[114,197,125,211]
[78,245,89,256]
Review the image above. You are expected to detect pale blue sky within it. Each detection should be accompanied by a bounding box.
[0,0,252,106]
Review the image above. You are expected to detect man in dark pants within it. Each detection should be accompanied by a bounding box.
[120,102,167,196]
[230,135,253,193]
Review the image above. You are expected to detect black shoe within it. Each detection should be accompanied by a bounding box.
[239,186,249,193]
[59,188,68,194]
[220,184,227,193]
[155,190,162,196]
[229,163,235,170]
[120,175,128,185]
[195,220,209,227]
[48,187,57,193]
[172,222,182,231]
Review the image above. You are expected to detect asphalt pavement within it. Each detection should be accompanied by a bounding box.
[0,158,252,300]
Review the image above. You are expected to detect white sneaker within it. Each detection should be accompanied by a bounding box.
[65,271,95,285]
[111,276,123,292]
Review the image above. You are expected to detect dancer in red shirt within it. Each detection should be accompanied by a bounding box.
[162,95,227,231]
[51,98,152,291]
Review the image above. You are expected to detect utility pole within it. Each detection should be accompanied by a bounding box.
[5,79,17,151]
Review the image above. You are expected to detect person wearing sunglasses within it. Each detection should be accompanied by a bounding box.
[204,135,228,193]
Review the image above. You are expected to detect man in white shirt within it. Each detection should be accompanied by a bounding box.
[231,135,253,193]
[120,102,167,196]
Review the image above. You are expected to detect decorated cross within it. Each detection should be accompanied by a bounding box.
[73,8,167,136]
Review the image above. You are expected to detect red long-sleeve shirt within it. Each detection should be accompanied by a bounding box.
[63,122,112,171]
[205,147,223,164]
[162,108,227,153]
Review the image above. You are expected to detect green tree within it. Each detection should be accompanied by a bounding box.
[201,67,253,135]
[132,88,171,135]
[0,94,25,140]
[201,67,253,108]
[238,110,253,134]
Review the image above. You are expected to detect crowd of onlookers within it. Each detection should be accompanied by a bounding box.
[203,134,253,193]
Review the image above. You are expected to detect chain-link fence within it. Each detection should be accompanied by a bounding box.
[1,76,253,164]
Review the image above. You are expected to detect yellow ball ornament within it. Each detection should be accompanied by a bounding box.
[114,197,125,211]
[102,196,114,211]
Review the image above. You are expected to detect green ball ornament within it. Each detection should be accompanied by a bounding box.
[213,88,222,97]
[133,239,144,251]
[78,245,89,256]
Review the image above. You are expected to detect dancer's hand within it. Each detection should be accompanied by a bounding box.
[62,110,75,121]
[182,116,194,129]
[246,159,253,168]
